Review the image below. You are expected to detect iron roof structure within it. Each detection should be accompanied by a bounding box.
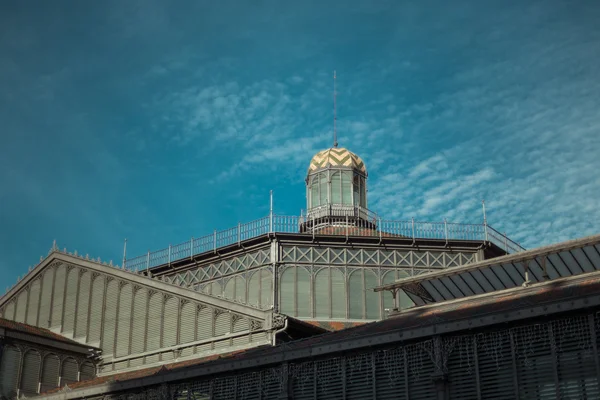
[375,233,600,307]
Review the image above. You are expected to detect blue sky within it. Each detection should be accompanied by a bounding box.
[1,0,599,288]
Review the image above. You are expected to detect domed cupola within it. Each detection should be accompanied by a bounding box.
[303,144,375,231]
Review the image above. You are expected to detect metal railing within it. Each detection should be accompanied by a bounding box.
[124,214,525,272]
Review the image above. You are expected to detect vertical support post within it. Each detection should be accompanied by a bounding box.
[346,215,349,240]
[541,255,549,280]
[523,261,530,286]
[146,251,150,273]
[238,222,241,245]
[213,230,217,253]
[482,200,488,242]
[378,217,382,240]
[190,237,194,260]
[122,239,127,270]
[411,217,416,245]
[444,218,448,246]
[269,190,274,234]
[548,324,561,399]
[473,336,482,400]
[509,330,519,399]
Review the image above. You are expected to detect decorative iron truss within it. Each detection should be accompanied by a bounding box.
[280,246,476,268]
[162,248,271,287]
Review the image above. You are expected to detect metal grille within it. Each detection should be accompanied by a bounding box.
[406,341,436,400]
[163,296,179,348]
[477,330,514,400]
[4,300,15,321]
[75,271,91,339]
[555,316,598,399]
[51,265,66,328]
[63,267,78,334]
[375,347,407,400]
[212,376,236,400]
[316,358,343,399]
[26,279,41,326]
[15,289,27,323]
[237,371,261,400]
[0,346,21,398]
[102,279,119,358]
[180,301,196,357]
[20,350,41,395]
[514,324,556,399]
[291,361,316,400]
[80,361,95,382]
[261,367,283,399]
[346,353,373,400]
[447,336,478,400]
[61,357,79,385]
[146,291,162,363]
[40,354,60,393]
[130,287,147,364]
[116,283,133,358]
[88,275,105,346]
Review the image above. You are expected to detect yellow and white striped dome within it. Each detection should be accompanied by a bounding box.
[308,147,367,175]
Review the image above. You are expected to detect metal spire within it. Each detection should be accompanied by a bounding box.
[333,70,338,148]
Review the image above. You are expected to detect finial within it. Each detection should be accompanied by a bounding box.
[333,70,338,148]
[52,239,58,251]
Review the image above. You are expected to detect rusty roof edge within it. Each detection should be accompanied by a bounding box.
[374,232,600,292]
[37,271,600,400]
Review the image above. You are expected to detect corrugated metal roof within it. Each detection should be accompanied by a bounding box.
[375,233,600,306]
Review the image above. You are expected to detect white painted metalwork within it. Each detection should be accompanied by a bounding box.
[124,215,524,272]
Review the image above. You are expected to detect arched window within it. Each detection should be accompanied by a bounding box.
[341,171,352,205]
[61,357,79,385]
[314,269,330,318]
[20,350,41,395]
[331,172,341,204]
[0,346,21,398]
[319,171,328,206]
[348,270,363,319]
[40,354,60,393]
[310,175,319,208]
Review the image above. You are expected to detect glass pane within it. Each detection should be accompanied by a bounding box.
[331,269,346,318]
[360,177,367,207]
[280,268,295,315]
[320,172,328,205]
[310,175,319,208]
[314,269,330,318]
[365,271,380,319]
[342,171,352,205]
[382,271,396,314]
[331,172,341,204]
[348,271,363,319]
[353,174,360,206]
[297,268,311,317]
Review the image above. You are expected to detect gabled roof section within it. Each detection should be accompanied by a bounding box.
[0,251,271,321]
[0,318,96,352]
[375,233,600,306]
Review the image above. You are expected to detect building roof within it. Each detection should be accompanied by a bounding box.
[41,268,600,400]
[0,318,96,355]
[308,147,366,174]
[375,232,600,306]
